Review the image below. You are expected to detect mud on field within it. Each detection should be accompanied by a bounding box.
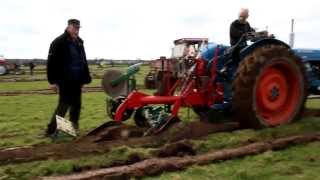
[303,108,320,117]
[43,132,320,180]
[0,108,318,179]
[0,121,239,165]
[0,86,103,96]
[0,108,319,166]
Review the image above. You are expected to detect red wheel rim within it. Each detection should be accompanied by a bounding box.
[255,60,302,126]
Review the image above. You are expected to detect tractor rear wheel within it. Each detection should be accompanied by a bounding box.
[232,45,307,128]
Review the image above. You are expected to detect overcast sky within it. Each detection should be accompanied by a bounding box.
[0,0,319,59]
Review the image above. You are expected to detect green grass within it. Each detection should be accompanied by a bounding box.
[191,117,320,154]
[0,92,106,148]
[0,116,318,179]
[0,79,102,92]
[147,142,320,180]
[0,81,51,91]
[0,64,320,179]
[306,99,320,109]
[0,63,151,148]
[0,81,318,149]
[0,146,153,180]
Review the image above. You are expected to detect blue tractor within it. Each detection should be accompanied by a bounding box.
[196,31,309,128]
[92,32,313,137]
[293,49,320,95]
[201,34,320,97]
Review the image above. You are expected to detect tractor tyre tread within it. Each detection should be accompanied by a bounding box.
[232,45,308,128]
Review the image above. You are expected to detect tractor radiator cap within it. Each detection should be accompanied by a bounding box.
[101,69,128,98]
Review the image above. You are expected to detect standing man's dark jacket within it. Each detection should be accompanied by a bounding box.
[46,30,91,136]
[230,20,255,46]
[47,31,91,85]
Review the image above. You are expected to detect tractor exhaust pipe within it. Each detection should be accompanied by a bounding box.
[289,19,295,48]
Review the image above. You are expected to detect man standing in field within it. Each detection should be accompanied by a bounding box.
[46,19,91,137]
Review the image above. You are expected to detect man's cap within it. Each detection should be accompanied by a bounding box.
[68,19,81,28]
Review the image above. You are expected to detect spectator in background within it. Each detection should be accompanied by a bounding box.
[29,61,35,75]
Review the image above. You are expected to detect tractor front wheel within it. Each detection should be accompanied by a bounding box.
[232,45,307,128]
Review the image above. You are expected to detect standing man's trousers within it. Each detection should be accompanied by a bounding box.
[47,83,82,134]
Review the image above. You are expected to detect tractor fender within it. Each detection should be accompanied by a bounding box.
[239,38,290,60]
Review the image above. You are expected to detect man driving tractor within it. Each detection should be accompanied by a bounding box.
[230,8,255,47]
[207,8,256,110]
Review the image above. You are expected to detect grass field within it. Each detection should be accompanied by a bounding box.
[0,64,319,179]
[150,141,320,180]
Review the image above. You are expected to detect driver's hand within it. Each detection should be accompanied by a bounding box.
[245,32,255,39]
